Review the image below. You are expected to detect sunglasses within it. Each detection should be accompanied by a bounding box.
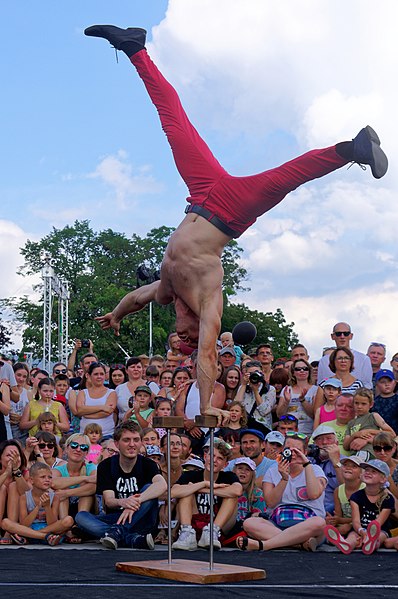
[370,342,386,349]
[333,331,351,337]
[294,367,309,372]
[111,364,125,370]
[38,442,56,449]
[204,438,232,450]
[373,445,393,452]
[286,431,308,440]
[54,368,67,374]
[279,415,298,422]
[69,441,89,452]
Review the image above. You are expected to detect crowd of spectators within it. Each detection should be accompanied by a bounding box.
[0,321,398,554]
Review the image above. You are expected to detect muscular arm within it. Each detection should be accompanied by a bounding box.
[95,281,163,334]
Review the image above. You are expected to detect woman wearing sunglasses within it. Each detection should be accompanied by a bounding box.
[276,359,317,435]
[238,431,327,551]
[26,432,66,469]
[372,432,398,500]
[52,433,97,542]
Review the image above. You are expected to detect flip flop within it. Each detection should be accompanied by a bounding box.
[324,525,353,555]
[362,520,381,555]
[0,537,13,545]
[45,533,65,547]
[236,536,264,551]
[10,533,27,546]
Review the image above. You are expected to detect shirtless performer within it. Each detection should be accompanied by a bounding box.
[87,25,388,424]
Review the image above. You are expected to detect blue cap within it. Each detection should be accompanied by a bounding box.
[360,459,390,478]
[239,428,265,441]
[375,369,395,382]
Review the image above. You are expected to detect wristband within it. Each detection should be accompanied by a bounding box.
[302,461,311,468]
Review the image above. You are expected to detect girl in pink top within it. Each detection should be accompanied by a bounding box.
[313,379,342,429]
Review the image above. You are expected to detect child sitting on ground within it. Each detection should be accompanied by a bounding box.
[1,462,74,545]
[84,423,103,464]
[325,459,395,554]
[326,455,365,536]
[343,389,395,458]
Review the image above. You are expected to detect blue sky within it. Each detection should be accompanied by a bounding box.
[1,0,398,362]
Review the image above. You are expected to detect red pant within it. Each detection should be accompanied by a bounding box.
[131,50,348,237]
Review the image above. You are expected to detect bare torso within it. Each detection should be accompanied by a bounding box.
[155,213,231,343]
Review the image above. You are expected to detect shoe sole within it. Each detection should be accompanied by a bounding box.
[362,520,381,555]
[198,539,221,550]
[325,525,352,555]
[358,126,388,179]
[100,537,118,550]
[172,541,198,551]
[145,534,155,550]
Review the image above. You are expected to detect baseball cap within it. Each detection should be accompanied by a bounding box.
[375,369,395,382]
[146,445,162,456]
[183,457,205,469]
[135,385,152,395]
[265,431,285,445]
[321,378,342,389]
[312,424,337,439]
[234,457,256,471]
[239,428,265,442]
[219,347,236,357]
[360,459,390,478]
[340,455,362,467]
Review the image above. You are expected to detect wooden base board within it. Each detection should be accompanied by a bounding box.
[116,558,266,584]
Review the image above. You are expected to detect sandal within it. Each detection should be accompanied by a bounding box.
[10,533,27,546]
[362,520,381,555]
[302,537,317,552]
[236,536,264,551]
[325,525,353,555]
[0,537,13,545]
[45,533,65,547]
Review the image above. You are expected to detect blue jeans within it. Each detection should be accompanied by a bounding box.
[75,485,158,547]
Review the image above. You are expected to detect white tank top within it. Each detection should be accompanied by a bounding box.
[79,388,114,437]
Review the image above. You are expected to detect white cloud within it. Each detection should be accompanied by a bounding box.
[87,150,163,210]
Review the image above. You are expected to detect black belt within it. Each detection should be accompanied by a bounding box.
[185,204,239,238]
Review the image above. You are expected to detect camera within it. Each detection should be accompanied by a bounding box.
[307,444,321,461]
[249,371,265,385]
[281,448,292,462]
[128,396,135,409]
[81,339,90,349]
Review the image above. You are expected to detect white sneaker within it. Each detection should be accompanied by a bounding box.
[100,534,118,550]
[172,525,198,551]
[198,524,221,550]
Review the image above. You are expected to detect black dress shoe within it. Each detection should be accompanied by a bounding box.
[352,125,388,179]
[84,25,146,57]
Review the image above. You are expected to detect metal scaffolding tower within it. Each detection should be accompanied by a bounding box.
[41,253,70,372]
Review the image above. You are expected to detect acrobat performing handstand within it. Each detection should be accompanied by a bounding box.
[87,25,388,425]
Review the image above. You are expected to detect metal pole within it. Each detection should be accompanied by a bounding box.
[167,427,172,565]
[149,301,153,358]
[209,427,214,570]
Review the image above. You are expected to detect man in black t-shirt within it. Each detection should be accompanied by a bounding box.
[171,438,242,550]
[75,421,166,549]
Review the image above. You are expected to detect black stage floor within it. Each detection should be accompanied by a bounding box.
[0,546,396,599]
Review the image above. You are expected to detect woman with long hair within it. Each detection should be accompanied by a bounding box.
[115,357,147,422]
[76,363,117,440]
[20,378,70,437]
[276,359,317,435]
[220,366,241,407]
[158,367,192,402]
[0,440,29,544]
[108,364,128,389]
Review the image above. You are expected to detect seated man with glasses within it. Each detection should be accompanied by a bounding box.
[317,322,372,389]
[309,425,345,514]
[171,437,242,550]
[239,431,327,551]
[75,421,166,549]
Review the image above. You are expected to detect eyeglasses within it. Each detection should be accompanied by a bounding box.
[294,367,309,372]
[54,368,67,375]
[104,447,119,455]
[286,431,308,440]
[111,364,125,370]
[279,415,298,422]
[373,445,393,452]
[38,443,56,449]
[333,331,351,337]
[68,441,89,452]
[336,356,351,361]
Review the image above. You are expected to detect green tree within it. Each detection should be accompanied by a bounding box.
[0,312,12,351]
